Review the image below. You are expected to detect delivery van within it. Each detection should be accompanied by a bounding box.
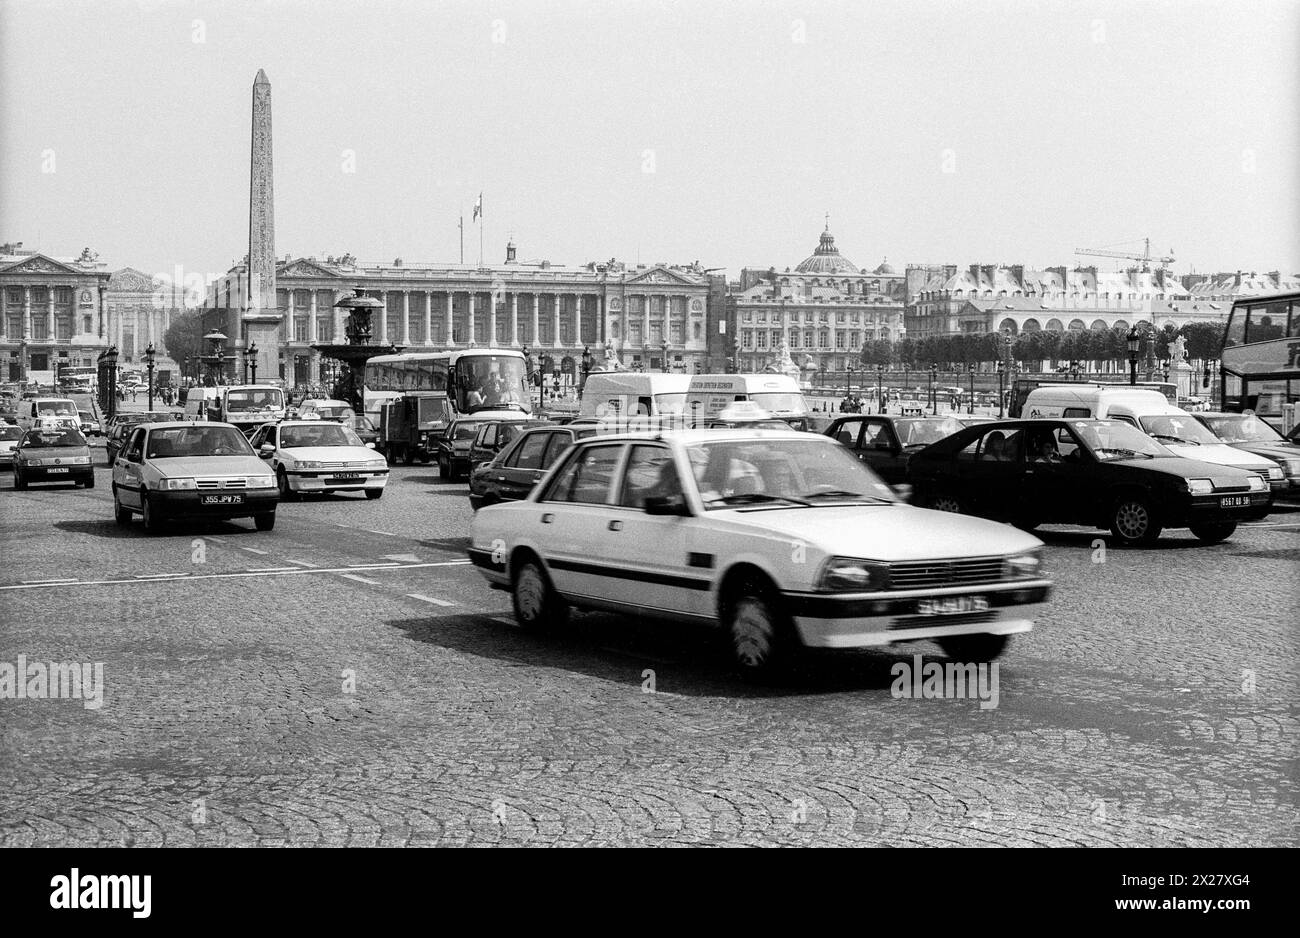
[685,373,809,425]
[579,373,690,423]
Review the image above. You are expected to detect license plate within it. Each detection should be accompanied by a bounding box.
[328,474,362,482]
[1219,495,1250,508]
[916,595,989,616]
[48,467,69,473]
[200,493,244,505]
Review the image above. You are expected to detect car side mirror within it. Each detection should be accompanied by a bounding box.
[891,483,912,503]
[644,494,690,516]
[259,443,274,456]
[365,442,376,449]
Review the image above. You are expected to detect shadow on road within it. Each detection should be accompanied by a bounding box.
[53,518,261,539]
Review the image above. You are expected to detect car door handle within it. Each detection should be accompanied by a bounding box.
[608,520,622,531]
[541,513,554,524]
[497,475,506,482]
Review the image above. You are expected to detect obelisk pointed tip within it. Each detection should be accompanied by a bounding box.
[254,68,270,86]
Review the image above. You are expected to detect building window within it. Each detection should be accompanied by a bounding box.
[55,287,72,305]
[670,322,683,344]
[294,317,308,342]
[756,332,767,349]
[692,322,701,340]
[317,317,333,342]
[56,315,73,341]
[836,312,846,323]
[804,329,814,347]
[5,288,20,305]
[82,315,92,334]
[790,333,799,349]
[741,330,753,349]
[818,329,829,349]
[32,317,49,340]
[835,331,845,349]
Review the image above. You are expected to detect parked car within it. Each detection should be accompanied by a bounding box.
[469,429,1051,678]
[907,418,1271,545]
[12,425,94,489]
[111,422,279,531]
[249,419,388,500]
[823,414,965,484]
[468,424,602,510]
[1192,411,1300,502]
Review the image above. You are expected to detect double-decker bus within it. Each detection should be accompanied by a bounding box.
[362,349,531,424]
[1219,290,1300,427]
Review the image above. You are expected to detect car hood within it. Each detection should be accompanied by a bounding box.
[1157,441,1276,470]
[152,455,269,477]
[1114,455,1268,484]
[281,446,379,462]
[1229,441,1300,463]
[714,503,1043,561]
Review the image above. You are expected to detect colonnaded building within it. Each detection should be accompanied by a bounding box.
[200,242,714,385]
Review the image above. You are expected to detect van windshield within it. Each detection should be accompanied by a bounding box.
[36,400,77,416]
[225,388,285,413]
[654,392,687,414]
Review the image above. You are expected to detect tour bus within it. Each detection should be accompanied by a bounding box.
[578,372,690,421]
[1219,290,1299,430]
[684,373,810,426]
[362,349,531,425]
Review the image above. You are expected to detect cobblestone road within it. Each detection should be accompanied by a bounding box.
[2,455,1296,846]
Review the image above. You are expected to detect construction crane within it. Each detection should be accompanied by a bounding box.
[1074,238,1175,272]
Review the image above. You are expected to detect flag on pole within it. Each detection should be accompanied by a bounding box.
[472,193,482,221]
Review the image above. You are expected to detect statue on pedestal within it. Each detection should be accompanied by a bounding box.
[762,340,802,381]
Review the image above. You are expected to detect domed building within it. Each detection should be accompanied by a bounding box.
[794,226,860,276]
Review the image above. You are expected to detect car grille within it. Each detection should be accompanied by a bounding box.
[889,557,1005,590]
[313,461,354,470]
[889,610,998,631]
[1212,480,1251,493]
[196,478,247,490]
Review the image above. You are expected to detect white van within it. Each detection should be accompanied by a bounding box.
[579,373,690,420]
[18,398,81,431]
[183,387,222,421]
[685,373,809,425]
[1022,385,1284,482]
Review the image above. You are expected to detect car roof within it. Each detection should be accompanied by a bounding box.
[574,428,818,446]
[135,420,238,431]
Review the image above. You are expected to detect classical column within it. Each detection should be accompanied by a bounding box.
[423,292,433,346]
[334,291,345,340]
[642,294,650,347]
[510,293,518,346]
[47,288,56,341]
[23,286,32,340]
[552,294,562,348]
[309,292,319,343]
[378,294,389,345]
[597,295,605,343]
[531,294,540,346]
[488,291,498,347]
[445,292,454,346]
[467,292,476,345]
[401,290,411,346]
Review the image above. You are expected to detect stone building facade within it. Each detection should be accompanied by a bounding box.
[105,268,184,377]
[0,243,111,381]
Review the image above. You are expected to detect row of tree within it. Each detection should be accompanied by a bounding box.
[857,322,1224,369]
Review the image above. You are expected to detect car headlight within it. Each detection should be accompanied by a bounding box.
[247,475,275,488]
[1285,459,1300,478]
[365,459,387,470]
[1264,466,1284,481]
[161,477,197,490]
[1185,478,1213,495]
[296,460,319,469]
[817,557,890,592]
[1246,475,1267,492]
[69,456,91,465]
[1003,550,1042,580]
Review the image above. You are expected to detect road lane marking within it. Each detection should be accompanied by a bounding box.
[133,573,189,580]
[406,593,455,607]
[21,578,79,585]
[491,617,516,626]
[339,573,381,585]
[240,547,269,555]
[367,530,396,536]
[383,553,422,563]
[284,559,317,567]
[350,561,397,567]
[246,567,298,573]
[0,559,473,591]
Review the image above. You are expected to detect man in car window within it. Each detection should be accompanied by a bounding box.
[1032,435,1062,464]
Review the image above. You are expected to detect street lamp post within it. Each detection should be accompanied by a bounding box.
[1126,326,1141,386]
[928,363,938,415]
[661,339,669,374]
[579,345,592,400]
[967,363,976,415]
[144,343,156,411]
[247,342,259,384]
[996,359,1006,419]
[876,363,884,414]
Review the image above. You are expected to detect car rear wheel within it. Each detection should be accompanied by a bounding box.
[938,634,1009,662]
[511,556,568,632]
[1109,496,1161,546]
[254,511,276,531]
[1189,521,1236,544]
[725,580,795,681]
[113,487,131,526]
[364,488,383,500]
[928,494,962,513]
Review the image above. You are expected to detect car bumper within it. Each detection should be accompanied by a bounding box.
[285,469,389,492]
[781,581,1051,649]
[1171,492,1272,525]
[18,464,93,481]
[150,488,279,517]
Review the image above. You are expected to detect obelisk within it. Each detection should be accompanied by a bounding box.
[243,68,282,384]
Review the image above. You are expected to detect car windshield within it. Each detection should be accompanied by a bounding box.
[453,422,482,441]
[147,426,254,458]
[24,428,86,447]
[79,411,95,421]
[688,437,896,509]
[0,426,23,441]
[749,392,808,415]
[345,415,376,432]
[280,424,359,448]
[1138,414,1221,446]
[1198,414,1286,444]
[225,388,284,413]
[894,417,963,446]
[1073,421,1172,460]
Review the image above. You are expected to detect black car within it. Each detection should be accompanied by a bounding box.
[104,412,175,466]
[908,418,1272,545]
[823,414,965,484]
[436,417,484,481]
[342,414,381,448]
[468,424,601,510]
[13,426,95,489]
[468,419,550,474]
[1193,412,1300,502]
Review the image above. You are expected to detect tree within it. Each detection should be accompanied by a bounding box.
[1179,322,1223,362]
[162,310,209,372]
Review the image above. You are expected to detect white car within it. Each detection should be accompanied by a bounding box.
[469,429,1052,678]
[250,420,388,500]
[295,398,355,421]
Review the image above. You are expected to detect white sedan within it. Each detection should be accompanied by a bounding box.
[469,429,1052,678]
[250,420,389,500]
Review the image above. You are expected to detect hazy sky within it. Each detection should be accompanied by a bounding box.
[2,0,1297,284]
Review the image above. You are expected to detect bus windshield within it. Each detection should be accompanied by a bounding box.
[225,388,284,413]
[455,356,530,414]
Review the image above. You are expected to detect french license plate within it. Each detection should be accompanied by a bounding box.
[48,467,69,473]
[200,493,244,506]
[1219,495,1250,508]
[328,473,362,482]
[916,595,989,616]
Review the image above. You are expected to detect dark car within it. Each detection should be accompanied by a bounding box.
[104,411,176,466]
[436,417,484,481]
[908,418,1272,545]
[342,414,381,448]
[467,424,601,510]
[823,414,965,484]
[1193,412,1300,502]
[78,410,102,437]
[13,426,95,489]
[468,419,550,473]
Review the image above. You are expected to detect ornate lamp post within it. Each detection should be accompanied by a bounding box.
[1126,326,1141,386]
[876,363,884,414]
[967,362,976,415]
[661,339,669,374]
[144,343,156,411]
[246,341,259,384]
[928,362,938,415]
[202,330,228,386]
[579,345,593,400]
[996,359,1006,419]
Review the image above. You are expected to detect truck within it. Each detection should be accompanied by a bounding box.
[181,384,287,436]
[377,391,453,465]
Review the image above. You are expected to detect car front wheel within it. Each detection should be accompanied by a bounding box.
[113,487,131,526]
[938,634,1009,662]
[254,511,276,531]
[927,493,962,513]
[1109,496,1161,546]
[13,466,26,490]
[277,468,296,502]
[725,580,795,681]
[1189,521,1236,544]
[438,455,449,480]
[364,488,383,500]
[511,556,568,632]
[141,491,162,533]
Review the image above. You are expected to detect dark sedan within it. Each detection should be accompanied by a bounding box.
[1193,412,1300,502]
[468,419,550,473]
[468,424,601,510]
[908,418,1271,545]
[104,411,178,466]
[13,426,95,489]
[823,414,964,484]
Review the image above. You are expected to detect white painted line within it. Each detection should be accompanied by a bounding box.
[245,567,298,573]
[133,573,189,580]
[339,573,381,585]
[383,553,422,563]
[204,536,228,543]
[21,578,79,585]
[284,559,317,567]
[406,593,455,607]
[240,547,269,555]
[491,617,516,626]
[0,559,473,591]
[367,530,397,536]
[350,561,398,567]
